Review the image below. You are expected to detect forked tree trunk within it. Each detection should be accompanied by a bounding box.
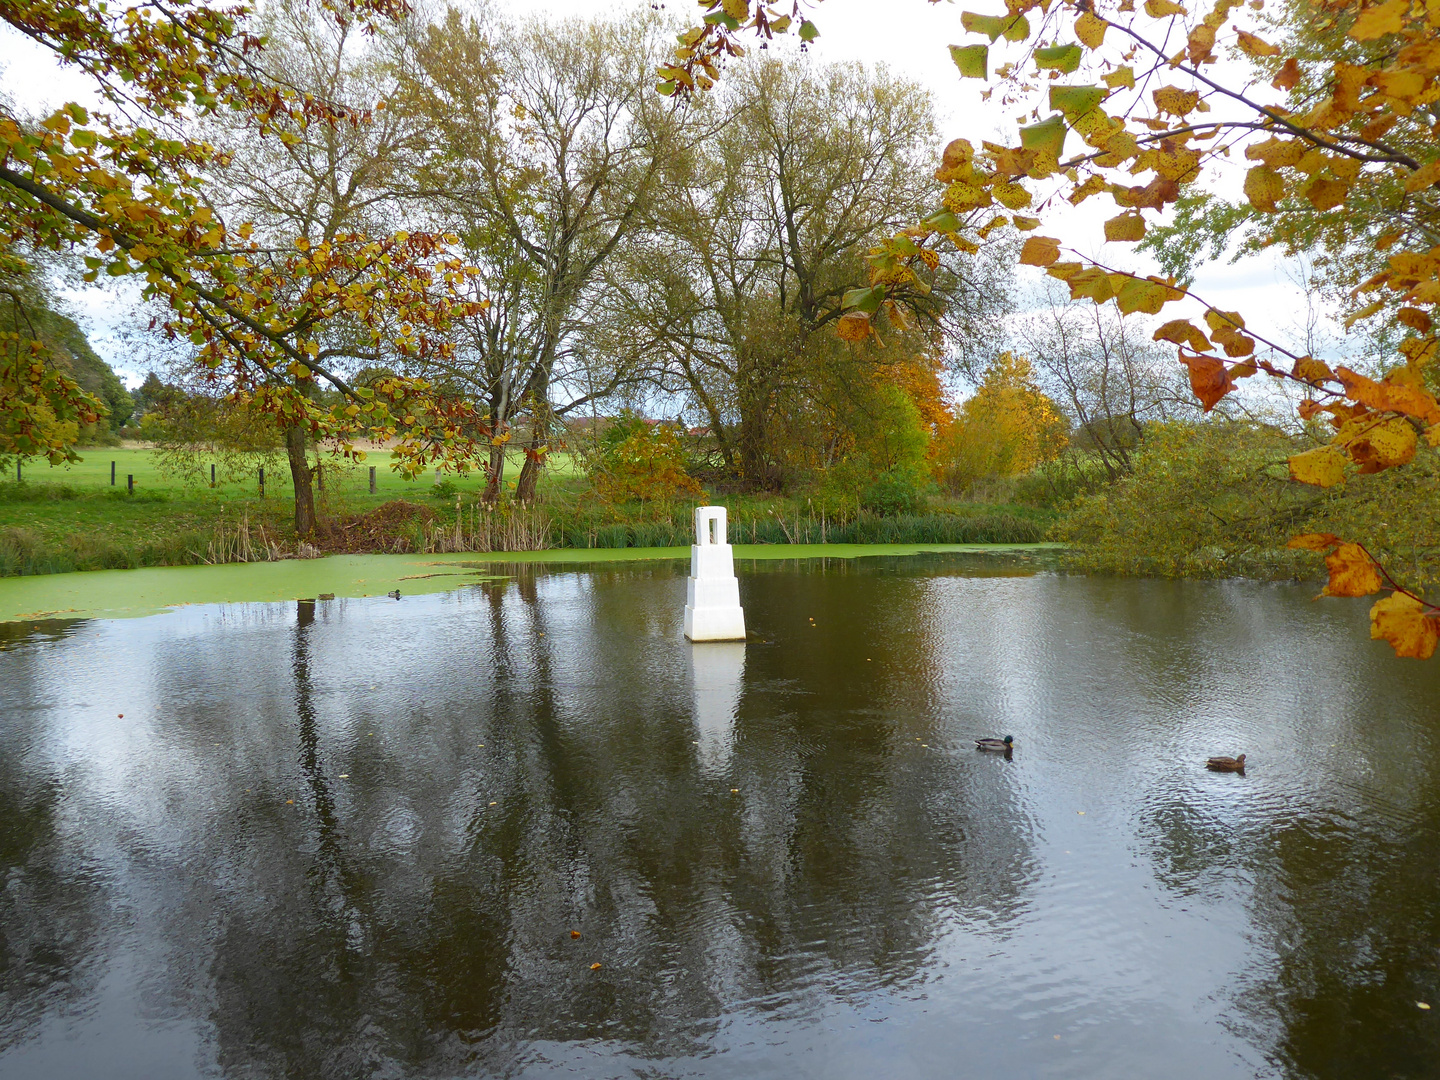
[482,443,505,505]
[285,423,316,537]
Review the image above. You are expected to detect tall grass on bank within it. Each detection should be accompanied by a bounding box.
[548,501,1054,549]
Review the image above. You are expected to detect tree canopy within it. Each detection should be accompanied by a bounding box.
[670,0,1440,656]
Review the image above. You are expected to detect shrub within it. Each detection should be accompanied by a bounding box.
[585,411,704,503]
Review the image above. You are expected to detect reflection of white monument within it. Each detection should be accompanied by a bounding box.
[683,506,747,642]
[691,642,745,773]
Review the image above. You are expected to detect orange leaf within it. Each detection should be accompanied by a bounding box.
[1179,351,1235,410]
[1370,592,1440,659]
[1322,543,1384,598]
[1288,446,1347,487]
[1019,236,1062,266]
[837,312,872,342]
[1398,308,1433,334]
[1287,533,1342,551]
[1336,366,1440,423]
[1272,58,1301,90]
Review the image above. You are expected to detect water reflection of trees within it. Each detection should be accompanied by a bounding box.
[0,565,1036,1076]
[0,621,105,1052]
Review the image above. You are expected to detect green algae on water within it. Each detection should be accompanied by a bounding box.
[0,543,1062,623]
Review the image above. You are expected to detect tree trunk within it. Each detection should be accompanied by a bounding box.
[285,422,317,536]
[515,428,544,503]
[482,443,505,505]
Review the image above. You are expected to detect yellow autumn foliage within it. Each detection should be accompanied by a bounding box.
[936,352,1068,492]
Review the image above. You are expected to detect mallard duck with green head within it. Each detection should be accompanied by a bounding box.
[976,735,1014,752]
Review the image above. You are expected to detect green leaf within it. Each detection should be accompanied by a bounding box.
[961,11,1029,42]
[842,285,886,315]
[1048,85,1107,117]
[961,12,1008,41]
[949,44,989,79]
[1020,114,1068,160]
[923,210,964,233]
[798,20,819,42]
[1036,45,1083,73]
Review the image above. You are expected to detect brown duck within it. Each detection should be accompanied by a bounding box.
[1206,754,1246,773]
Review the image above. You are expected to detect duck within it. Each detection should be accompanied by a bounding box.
[1206,754,1246,772]
[387,589,401,600]
[976,735,1014,752]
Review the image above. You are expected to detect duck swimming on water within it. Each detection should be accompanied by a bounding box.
[1206,754,1246,772]
[976,735,1014,752]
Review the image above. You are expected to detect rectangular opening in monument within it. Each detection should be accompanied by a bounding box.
[709,517,718,545]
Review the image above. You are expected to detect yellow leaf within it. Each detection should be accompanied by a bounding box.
[1339,414,1418,470]
[1403,161,1440,193]
[1012,215,1041,231]
[1370,592,1440,659]
[1349,0,1408,40]
[1243,166,1285,211]
[1116,277,1170,315]
[1144,0,1187,14]
[1288,446,1347,487]
[1303,176,1348,211]
[1155,319,1213,353]
[1102,66,1136,90]
[1322,543,1383,597]
[1236,30,1280,56]
[994,181,1033,209]
[1293,355,1335,383]
[1153,87,1200,116]
[1286,533,1342,551]
[1076,12,1108,47]
[1104,213,1147,242]
[1187,24,1217,63]
[1019,236,1062,266]
[837,312,872,341]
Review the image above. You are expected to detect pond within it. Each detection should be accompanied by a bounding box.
[0,554,1437,1079]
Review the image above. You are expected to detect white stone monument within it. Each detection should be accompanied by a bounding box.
[683,506,746,641]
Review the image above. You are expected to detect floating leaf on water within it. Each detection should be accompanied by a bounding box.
[590,962,602,970]
[571,930,582,939]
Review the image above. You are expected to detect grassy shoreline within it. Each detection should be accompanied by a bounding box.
[0,455,1060,577]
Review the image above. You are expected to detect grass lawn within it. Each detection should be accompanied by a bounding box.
[18,444,578,501]
[3,445,1060,576]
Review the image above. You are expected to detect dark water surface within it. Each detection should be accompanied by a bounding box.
[1,555,1438,1080]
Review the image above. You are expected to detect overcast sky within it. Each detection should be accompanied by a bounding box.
[0,0,1315,387]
